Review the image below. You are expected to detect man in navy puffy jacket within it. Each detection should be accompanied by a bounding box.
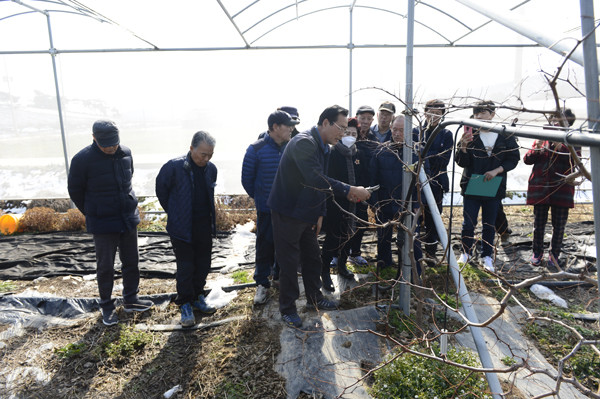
[242,110,299,305]
[156,131,218,327]
[267,104,371,328]
[68,120,153,326]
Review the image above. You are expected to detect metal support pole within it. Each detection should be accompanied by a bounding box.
[456,0,593,68]
[348,5,354,114]
[579,0,600,314]
[399,0,415,316]
[419,168,503,399]
[46,14,70,180]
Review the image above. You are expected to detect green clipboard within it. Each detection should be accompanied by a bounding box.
[465,174,502,197]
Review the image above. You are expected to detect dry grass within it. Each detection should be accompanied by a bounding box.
[216,195,256,231]
[58,208,86,231]
[20,207,61,233]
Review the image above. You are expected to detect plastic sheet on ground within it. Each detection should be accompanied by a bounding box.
[276,305,384,399]
[0,230,253,280]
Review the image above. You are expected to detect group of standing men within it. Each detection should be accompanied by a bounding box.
[241,101,458,328]
[67,98,577,329]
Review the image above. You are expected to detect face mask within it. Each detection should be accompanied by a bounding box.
[341,136,356,148]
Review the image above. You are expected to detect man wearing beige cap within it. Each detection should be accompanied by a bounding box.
[370,101,396,143]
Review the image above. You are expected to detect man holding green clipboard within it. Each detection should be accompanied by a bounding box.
[455,101,520,272]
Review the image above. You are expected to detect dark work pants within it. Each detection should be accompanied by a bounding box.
[272,211,324,315]
[349,203,369,256]
[376,209,396,267]
[461,196,500,258]
[495,203,509,235]
[416,187,444,260]
[321,212,353,271]
[93,229,140,312]
[171,218,212,306]
[254,211,276,287]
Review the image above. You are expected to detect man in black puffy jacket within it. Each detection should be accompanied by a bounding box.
[156,131,218,327]
[68,120,153,326]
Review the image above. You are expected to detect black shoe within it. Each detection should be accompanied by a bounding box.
[124,298,154,313]
[308,298,339,311]
[337,263,355,279]
[321,272,335,292]
[101,308,118,326]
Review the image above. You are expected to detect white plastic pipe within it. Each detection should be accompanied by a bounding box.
[419,167,503,399]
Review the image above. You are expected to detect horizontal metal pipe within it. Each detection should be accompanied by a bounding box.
[0,43,557,56]
[440,119,600,147]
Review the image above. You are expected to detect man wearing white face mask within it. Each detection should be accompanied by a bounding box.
[320,118,364,291]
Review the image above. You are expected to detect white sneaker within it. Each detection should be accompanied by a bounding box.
[349,255,368,266]
[482,256,495,272]
[254,285,269,304]
[457,253,470,265]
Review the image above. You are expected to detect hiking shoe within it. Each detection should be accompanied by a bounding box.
[330,257,338,268]
[500,231,511,244]
[531,254,543,266]
[282,313,302,328]
[308,298,339,311]
[349,255,368,266]
[457,253,470,265]
[482,256,495,272]
[101,308,118,326]
[254,285,269,305]
[192,294,216,313]
[124,298,154,313]
[180,303,195,327]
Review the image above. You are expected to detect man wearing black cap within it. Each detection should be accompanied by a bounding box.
[278,106,301,137]
[68,120,153,326]
[371,101,396,143]
[242,110,299,305]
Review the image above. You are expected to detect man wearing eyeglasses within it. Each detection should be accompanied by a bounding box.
[267,104,371,328]
[68,120,153,326]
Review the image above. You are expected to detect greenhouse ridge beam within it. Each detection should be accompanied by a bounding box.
[0,43,553,56]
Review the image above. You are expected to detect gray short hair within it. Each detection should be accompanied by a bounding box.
[191,131,216,148]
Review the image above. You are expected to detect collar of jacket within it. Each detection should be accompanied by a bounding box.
[312,126,330,155]
[92,141,124,158]
[264,133,286,150]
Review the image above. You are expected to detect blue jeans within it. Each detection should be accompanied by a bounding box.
[254,211,276,287]
[461,196,500,258]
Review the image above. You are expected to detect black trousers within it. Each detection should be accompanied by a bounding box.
[349,203,369,256]
[93,229,140,311]
[495,203,509,235]
[254,211,276,287]
[321,211,353,270]
[171,218,213,305]
[272,211,324,315]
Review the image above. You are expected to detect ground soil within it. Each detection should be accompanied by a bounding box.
[0,203,598,398]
